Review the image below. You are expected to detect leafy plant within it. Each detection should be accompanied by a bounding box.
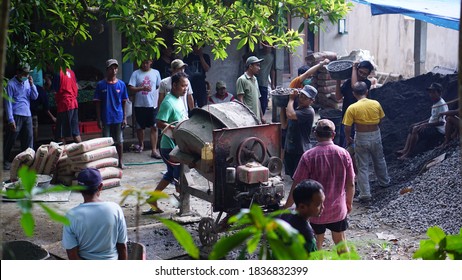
[1,165,83,237]
[413,226,462,260]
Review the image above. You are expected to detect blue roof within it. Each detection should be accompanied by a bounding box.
[352,0,460,30]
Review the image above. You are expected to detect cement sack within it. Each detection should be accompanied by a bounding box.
[10,148,36,181]
[56,154,69,169]
[68,146,117,163]
[66,137,114,156]
[31,145,49,174]
[43,142,64,175]
[62,143,77,156]
[97,167,123,180]
[57,175,75,186]
[71,157,119,172]
[101,178,121,190]
[57,165,74,176]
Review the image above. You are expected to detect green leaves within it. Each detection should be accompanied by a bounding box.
[7,0,351,65]
[2,166,70,237]
[413,226,462,260]
[160,218,200,259]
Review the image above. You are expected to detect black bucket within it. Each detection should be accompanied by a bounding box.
[2,240,50,260]
[318,108,343,145]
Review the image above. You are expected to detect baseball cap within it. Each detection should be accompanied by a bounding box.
[19,63,31,73]
[216,81,226,89]
[171,59,187,70]
[426,83,443,92]
[106,59,119,68]
[315,119,335,133]
[77,168,102,189]
[299,85,318,99]
[245,56,264,67]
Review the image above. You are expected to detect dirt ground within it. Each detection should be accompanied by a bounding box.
[2,72,458,260]
[1,148,427,260]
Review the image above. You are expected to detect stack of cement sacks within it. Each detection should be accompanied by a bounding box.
[9,142,64,182]
[309,51,342,110]
[9,138,123,190]
[55,137,122,189]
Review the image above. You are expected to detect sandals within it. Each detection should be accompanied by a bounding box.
[141,208,164,215]
[151,151,162,159]
[134,144,143,153]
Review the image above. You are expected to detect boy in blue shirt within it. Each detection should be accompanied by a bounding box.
[94,59,128,169]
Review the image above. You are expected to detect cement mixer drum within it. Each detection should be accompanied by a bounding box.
[173,101,260,157]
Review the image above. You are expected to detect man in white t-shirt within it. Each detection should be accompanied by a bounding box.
[128,59,162,158]
[397,83,449,160]
[158,59,194,114]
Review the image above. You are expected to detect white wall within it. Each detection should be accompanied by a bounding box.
[318,2,459,78]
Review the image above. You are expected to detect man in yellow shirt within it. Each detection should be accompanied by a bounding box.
[343,81,390,203]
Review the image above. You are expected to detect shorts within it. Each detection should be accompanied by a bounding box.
[310,217,349,234]
[416,125,443,139]
[55,109,80,139]
[160,148,180,184]
[135,107,157,129]
[103,123,124,144]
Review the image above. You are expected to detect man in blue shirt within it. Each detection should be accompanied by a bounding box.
[62,168,128,260]
[3,63,39,170]
[94,59,128,169]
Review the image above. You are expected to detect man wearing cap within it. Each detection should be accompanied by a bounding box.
[3,63,39,170]
[94,59,129,169]
[158,59,194,113]
[184,45,211,108]
[128,59,162,158]
[62,168,128,260]
[53,66,81,144]
[284,119,355,252]
[335,60,374,147]
[236,56,266,123]
[283,85,317,178]
[208,81,234,104]
[396,82,449,160]
[343,81,390,202]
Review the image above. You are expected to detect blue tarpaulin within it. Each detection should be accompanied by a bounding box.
[351,0,460,30]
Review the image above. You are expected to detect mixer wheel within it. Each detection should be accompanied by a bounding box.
[237,137,267,165]
[198,217,218,246]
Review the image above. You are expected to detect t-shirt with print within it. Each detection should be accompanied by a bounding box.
[157,92,188,149]
[94,79,128,125]
[128,69,161,108]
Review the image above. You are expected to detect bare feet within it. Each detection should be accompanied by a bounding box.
[395,149,405,156]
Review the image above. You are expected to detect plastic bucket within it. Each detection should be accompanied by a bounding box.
[318,108,343,145]
[127,241,146,260]
[326,60,353,80]
[2,240,50,260]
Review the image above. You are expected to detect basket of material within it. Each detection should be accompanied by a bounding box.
[270,88,295,107]
[326,60,353,80]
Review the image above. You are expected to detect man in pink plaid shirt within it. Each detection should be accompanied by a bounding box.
[284,119,355,251]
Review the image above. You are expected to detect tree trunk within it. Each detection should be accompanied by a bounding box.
[0,0,12,255]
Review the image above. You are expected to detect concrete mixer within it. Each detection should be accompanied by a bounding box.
[169,101,284,246]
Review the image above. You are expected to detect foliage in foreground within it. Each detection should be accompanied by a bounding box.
[1,166,83,237]
[413,226,462,260]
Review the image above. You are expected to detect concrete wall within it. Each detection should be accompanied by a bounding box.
[317,2,459,78]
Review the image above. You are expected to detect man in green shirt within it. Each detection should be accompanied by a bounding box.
[236,56,266,123]
[142,72,189,215]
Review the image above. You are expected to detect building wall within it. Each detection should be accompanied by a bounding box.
[318,3,458,78]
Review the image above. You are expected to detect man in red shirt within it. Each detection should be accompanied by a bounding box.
[284,119,355,251]
[53,68,81,143]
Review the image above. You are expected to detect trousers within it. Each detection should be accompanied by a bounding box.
[354,129,390,198]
